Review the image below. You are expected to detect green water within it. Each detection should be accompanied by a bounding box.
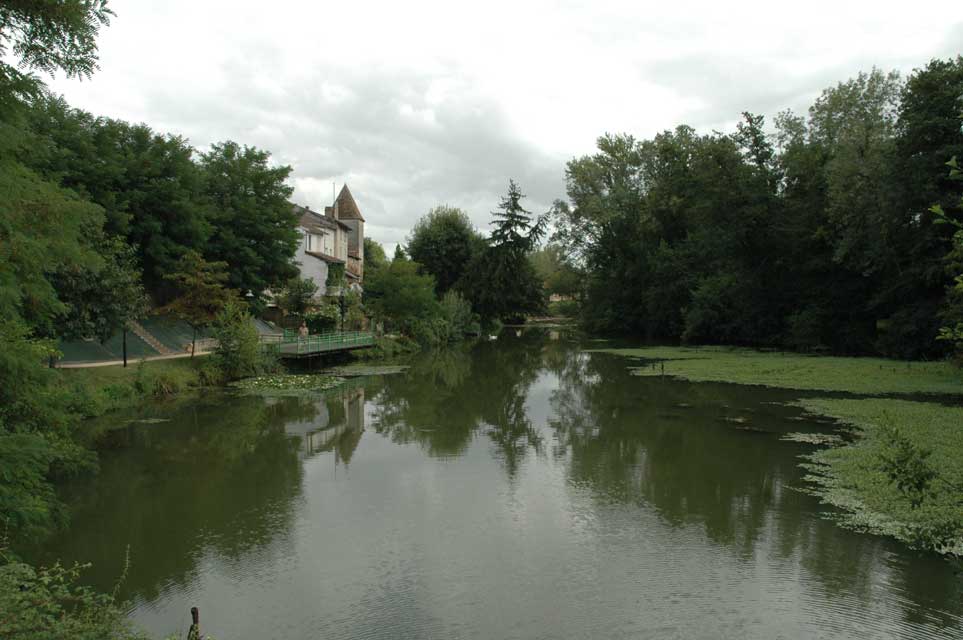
[30,330,963,639]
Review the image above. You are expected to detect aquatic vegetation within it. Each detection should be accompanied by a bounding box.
[231,374,345,396]
[781,432,844,445]
[594,346,963,395]
[795,398,963,556]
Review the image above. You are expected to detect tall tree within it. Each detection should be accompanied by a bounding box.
[23,97,212,300]
[201,141,299,304]
[0,0,113,542]
[461,181,547,322]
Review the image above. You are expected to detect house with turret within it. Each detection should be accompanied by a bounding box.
[292,185,365,296]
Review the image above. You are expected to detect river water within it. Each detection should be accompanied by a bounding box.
[29,329,963,639]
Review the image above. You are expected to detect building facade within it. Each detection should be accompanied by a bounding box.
[292,185,366,297]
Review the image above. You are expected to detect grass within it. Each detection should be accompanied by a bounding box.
[795,398,963,555]
[55,357,205,417]
[593,345,963,395]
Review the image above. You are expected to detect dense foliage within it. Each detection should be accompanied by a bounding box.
[209,300,268,382]
[554,61,963,358]
[406,205,484,294]
[459,181,548,322]
[0,550,146,640]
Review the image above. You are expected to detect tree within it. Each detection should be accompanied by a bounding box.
[0,0,112,546]
[363,253,438,335]
[931,156,963,360]
[407,205,484,294]
[460,181,547,322]
[489,180,546,253]
[201,141,299,304]
[157,251,235,356]
[276,276,319,318]
[48,235,148,346]
[24,97,212,300]
[0,0,112,113]
[531,244,582,300]
[364,237,387,270]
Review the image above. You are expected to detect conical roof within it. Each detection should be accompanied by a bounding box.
[335,185,364,221]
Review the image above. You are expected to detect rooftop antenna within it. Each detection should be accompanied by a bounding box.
[332,182,336,206]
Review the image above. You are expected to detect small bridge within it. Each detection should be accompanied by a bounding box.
[262,330,376,358]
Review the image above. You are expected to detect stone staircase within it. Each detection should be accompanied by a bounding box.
[129,320,175,356]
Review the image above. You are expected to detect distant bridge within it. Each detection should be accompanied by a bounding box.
[262,330,376,358]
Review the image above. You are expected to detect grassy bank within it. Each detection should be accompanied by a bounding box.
[596,345,963,555]
[594,346,962,395]
[797,398,963,555]
[55,357,206,418]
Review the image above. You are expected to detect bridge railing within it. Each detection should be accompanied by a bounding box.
[261,330,375,355]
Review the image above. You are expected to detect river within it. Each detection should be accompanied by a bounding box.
[28,329,963,639]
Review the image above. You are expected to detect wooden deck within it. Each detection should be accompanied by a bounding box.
[262,330,375,358]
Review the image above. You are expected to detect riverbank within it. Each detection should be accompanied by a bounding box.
[55,357,207,419]
[596,345,963,556]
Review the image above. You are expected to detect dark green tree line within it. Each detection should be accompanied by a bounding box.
[553,60,963,358]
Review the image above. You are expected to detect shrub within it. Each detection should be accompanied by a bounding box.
[304,302,338,333]
[211,300,262,381]
[439,290,478,338]
[0,551,146,640]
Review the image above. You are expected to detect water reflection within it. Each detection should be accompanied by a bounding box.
[28,329,963,639]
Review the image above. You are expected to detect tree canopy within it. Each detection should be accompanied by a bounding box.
[407,205,484,294]
[552,59,963,357]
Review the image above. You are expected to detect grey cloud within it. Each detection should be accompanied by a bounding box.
[139,52,565,249]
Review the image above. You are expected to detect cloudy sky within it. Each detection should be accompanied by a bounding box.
[48,0,962,251]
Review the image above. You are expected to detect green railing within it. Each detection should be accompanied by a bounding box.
[263,330,375,355]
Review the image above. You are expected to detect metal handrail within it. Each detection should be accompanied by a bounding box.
[263,330,375,355]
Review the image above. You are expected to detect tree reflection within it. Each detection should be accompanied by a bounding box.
[32,391,330,602]
[368,330,547,476]
[547,346,963,623]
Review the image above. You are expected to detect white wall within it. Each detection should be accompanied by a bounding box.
[295,227,329,295]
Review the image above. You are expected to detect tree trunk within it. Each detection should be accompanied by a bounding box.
[191,326,196,358]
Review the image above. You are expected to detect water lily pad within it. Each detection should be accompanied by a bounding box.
[231,374,346,396]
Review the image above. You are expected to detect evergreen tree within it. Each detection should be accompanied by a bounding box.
[460,181,547,322]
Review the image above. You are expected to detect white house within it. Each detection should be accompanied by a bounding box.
[292,185,366,297]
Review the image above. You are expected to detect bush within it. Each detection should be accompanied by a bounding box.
[439,291,478,338]
[304,302,338,333]
[0,551,146,640]
[210,300,262,381]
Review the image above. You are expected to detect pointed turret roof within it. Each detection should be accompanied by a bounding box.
[334,185,364,221]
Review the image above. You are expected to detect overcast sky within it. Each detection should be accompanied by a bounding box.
[47,0,962,252]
